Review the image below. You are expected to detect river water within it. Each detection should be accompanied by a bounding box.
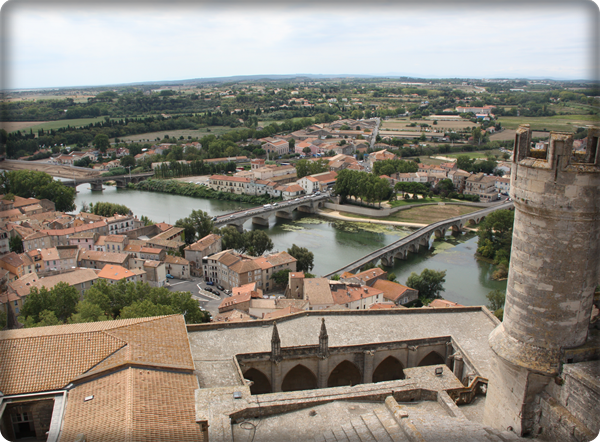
[73,184,507,306]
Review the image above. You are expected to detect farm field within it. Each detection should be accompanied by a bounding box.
[114,126,231,143]
[1,117,106,133]
[382,118,479,131]
[4,94,94,103]
[497,115,598,132]
[490,129,548,141]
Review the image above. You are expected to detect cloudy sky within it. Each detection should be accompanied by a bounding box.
[1,0,598,90]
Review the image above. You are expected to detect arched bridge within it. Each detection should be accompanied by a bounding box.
[62,172,155,190]
[323,202,514,278]
[214,194,329,231]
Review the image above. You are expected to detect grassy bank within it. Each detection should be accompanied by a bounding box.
[335,204,481,225]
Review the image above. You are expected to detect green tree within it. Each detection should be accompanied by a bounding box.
[486,289,506,312]
[92,202,131,216]
[220,226,246,251]
[287,244,314,272]
[175,209,215,244]
[94,133,110,153]
[9,236,23,253]
[242,230,274,256]
[69,300,108,323]
[0,170,76,212]
[272,269,292,286]
[120,155,136,169]
[119,299,176,319]
[476,209,514,266]
[0,310,6,329]
[405,269,447,300]
[20,282,79,326]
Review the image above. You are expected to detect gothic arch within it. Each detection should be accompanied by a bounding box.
[327,360,362,388]
[281,365,317,392]
[244,368,272,395]
[417,351,446,367]
[373,356,405,383]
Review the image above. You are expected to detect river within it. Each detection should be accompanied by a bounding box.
[73,184,507,306]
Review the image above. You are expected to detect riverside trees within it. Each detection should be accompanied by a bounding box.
[333,169,392,207]
[0,170,76,212]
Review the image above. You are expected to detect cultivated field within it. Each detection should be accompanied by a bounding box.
[497,115,598,132]
[490,129,549,141]
[1,117,106,134]
[382,118,478,131]
[4,94,94,103]
[114,126,231,143]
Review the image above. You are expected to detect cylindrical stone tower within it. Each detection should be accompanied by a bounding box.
[483,125,600,435]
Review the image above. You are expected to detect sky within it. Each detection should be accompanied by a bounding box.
[1,0,598,90]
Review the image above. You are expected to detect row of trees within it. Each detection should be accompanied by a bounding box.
[334,169,392,207]
[153,159,237,179]
[295,159,330,179]
[372,159,419,177]
[0,170,76,212]
[18,280,210,327]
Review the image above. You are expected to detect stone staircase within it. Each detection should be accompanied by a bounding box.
[312,398,528,442]
[313,405,408,442]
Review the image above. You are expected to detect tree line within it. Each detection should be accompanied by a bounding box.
[18,279,210,328]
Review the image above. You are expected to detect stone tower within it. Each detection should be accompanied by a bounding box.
[483,125,600,435]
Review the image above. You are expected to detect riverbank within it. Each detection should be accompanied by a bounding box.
[128,178,279,206]
[317,209,427,228]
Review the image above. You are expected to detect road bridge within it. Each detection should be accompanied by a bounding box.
[61,172,155,190]
[323,202,514,278]
[214,194,330,231]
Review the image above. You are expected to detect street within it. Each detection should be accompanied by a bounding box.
[165,276,224,318]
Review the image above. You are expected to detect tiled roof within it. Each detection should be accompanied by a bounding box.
[304,278,333,306]
[185,233,221,252]
[0,316,194,396]
[372,279,414,302]
[98,265,141,281]
[263,306,304,320]
[428,299,465,308]
[164,255,189,265]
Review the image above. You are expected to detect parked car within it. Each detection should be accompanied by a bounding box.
[205,287,213,293]
[216,284,225,291]
[166,274,174,279]
[206,281,214,286]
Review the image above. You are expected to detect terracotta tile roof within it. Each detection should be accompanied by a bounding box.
[428,299,464,308]
[105,235,127,243]
[263,306,304,320]
[264,251,296,267]
[79,250,129,265]
[164,255,189,265]
[370,302,405,309]
[229,258,261,274]
[185,233,221,252]
[372,279,416,301]
[219,292,251,310]
[0,316,195,396]
[0,252,24,268]
[140,247,162,254]
[124,244,142,253]
[304,278,333,306]
[213,309,253,323]
[154,222,173,232]
[331,285,383,304]
[9,269,100,297]
[98,265,141,281]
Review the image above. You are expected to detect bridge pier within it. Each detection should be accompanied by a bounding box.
[297,205,315,214]
[251,217,269,226]
[115,180,128,189]
[275,211,292,220]
[89,182,104,191]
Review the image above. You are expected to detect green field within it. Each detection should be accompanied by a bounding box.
[3,117,107,133]
[497,115,598,132]
[114,126,231,143]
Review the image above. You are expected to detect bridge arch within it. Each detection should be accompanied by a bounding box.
[417,351,446,367]
[373,356,405,383]
[281,364,317,392]
[327,360,362,388]
[244,368,272,395]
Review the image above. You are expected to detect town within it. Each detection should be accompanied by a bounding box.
[0,10,598,438]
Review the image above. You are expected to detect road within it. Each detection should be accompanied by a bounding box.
[165,276,224,318]
[369,117,381,149]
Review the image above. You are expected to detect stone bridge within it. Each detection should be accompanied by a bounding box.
[62,172,155,190]
[214,194,329,231]
[323,202,514,278]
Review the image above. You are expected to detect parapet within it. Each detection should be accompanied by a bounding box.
[513,124,600,173]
